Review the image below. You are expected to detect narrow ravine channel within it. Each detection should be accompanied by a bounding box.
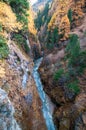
[33,58,56,130]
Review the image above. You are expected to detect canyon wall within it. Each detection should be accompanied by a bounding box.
[37,0,86,45]
[0,1,46,130]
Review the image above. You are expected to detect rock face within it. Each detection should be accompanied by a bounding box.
[49,0,85,30]
[0,1,47,130]
[39,63,86,130]
[38,0,86,44]
[39,39,86,130]
[0,88,21,130]
[0,36,47,130]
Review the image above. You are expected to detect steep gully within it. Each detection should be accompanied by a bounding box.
[33,58,56,130]
[22,57,56,130]
[22,39,56,129]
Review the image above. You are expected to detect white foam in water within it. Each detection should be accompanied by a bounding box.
[22,72,28,88]
[33,58,56,130]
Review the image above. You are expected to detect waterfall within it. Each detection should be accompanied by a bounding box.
[33,58,56,130]
[26,36,31,49]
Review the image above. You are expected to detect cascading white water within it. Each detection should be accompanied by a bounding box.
[26,38,31,49]
[33,58,56,130]
[21,61,29,89]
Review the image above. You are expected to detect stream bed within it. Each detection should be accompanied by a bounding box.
[33,58,56,130]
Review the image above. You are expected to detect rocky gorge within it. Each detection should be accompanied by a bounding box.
[0,1,47,129]
[35,0,86,129]
[0,0,86,130]
[0,38,47,129]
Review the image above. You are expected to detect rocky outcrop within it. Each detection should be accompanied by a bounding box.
[48,0,86,38]
[0,36,47,130]
[0,1,21,36]
[0,1,47,130]
[53,93,86,130]
[38,0,86,44]
[0,88,21,130]
[39,63,86,130]
[39,38,86,130]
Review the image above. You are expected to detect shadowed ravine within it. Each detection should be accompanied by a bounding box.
[33,58,56,130]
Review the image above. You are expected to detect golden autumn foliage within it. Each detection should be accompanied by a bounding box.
[48,0,85,40]
[28,9,37,36]
[48,0,71,39]
[59,15,70,40]
[0,2,22,34]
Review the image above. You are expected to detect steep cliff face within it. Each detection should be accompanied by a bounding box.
[39,35,86,130]
[48,0,85,34]
[28,7,42,59]
[0,2,21,34]
[48,0,71,40]
[37,1,86,130]
[0,41,47,130]
[37,0,86,45]
[0,1,46,130]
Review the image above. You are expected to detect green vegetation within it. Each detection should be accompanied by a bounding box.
[3,0,29,30]
[0,35,9,59]
[3,0,30,53]
[35,2,61,48]
[8,0,30,53]
[46,30,54,49]
[66,34,86,74]
[34,3,50,31]
[46,28,60,49]
[68,9,73,24]
[50,28,59,45]
[34,10,42,31]
[10,0,29,30]
[66,34,80,66]
[54,68,64,81]
[77,51,86,74]
[84,31,86,36]
[67,81,80,95]
[0,24,2,32]
[12,32,30,53]
[54,34,86,95]
[13,33,24,45]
